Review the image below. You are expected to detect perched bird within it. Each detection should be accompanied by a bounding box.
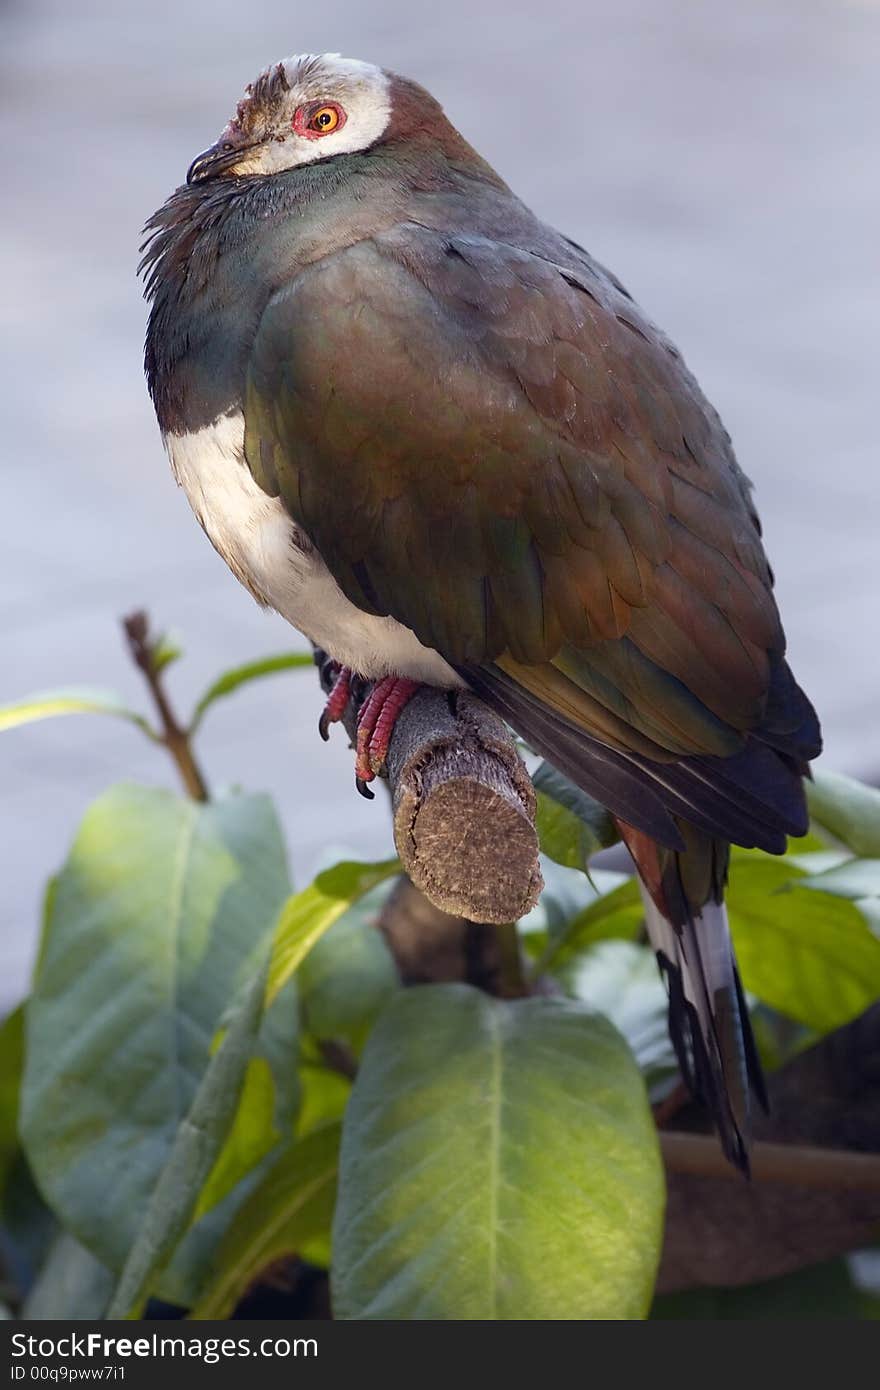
[142,53,821,1171]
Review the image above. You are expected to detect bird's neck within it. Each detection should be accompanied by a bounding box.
[142,170,331,433]
[143,148,503,435]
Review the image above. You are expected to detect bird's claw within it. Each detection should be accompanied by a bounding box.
[353,676,421,786]
[318,664,352,742]
[317,665,420,800]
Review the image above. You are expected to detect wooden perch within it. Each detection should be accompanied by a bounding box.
[315,652,543,923]
[657,1002,880,1293]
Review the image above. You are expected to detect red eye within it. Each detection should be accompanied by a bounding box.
[293,102,347,139]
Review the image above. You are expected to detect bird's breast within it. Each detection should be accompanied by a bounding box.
[163,412,462,687]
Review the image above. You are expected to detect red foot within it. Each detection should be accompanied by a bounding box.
[318,665,352,741]
[354,677,421,787]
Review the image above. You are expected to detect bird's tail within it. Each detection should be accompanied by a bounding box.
[616,819,767,1173]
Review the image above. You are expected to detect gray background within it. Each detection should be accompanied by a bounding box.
[2,0,878,1007]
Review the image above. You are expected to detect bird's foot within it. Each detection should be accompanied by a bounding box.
[318,663,353,741]
[354,676,421,798]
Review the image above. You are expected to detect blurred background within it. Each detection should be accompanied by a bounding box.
[1,0,878,1009]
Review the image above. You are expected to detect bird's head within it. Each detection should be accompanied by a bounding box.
[185,53,465,185]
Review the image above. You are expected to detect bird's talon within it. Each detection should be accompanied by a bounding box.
[356,776,375,800]
[319,665,353,743]
[351,675,420,795]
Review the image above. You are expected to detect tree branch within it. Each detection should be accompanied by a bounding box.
[661,1133,880,1191]
[376,877,530,998]
[123,611,209,802]
[314,653,542,924]
[657,1003,880,1292]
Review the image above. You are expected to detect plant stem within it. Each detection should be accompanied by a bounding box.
[494,920,530,998]
[660,1131,880,1191]
[122,611,210,802]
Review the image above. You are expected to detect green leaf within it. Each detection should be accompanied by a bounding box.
[106,959,270,1318]
[532,874,643,978]
[168,867,396,1253]
[156,973,301,1308]
[806,771,880,857]
[533,762,619,871]
[797,858,880,937]
[22,1233,114,1321]
[150,631,184,676]
[192,967,302,1229]
[521,858,611,936]
[190,1123,341,1320]
[192,1057,278,1222]
[292,1041,353,1269]
[296,1038,353,1140]
[20,785,291,1295]
[0,688,156,739]
[0,1006,24,1196]
[332,985,664,1320]
[727,856,880,1033]
[267,860,400,1007]
[798,860,880,900]
[298,882,399,1046]
[189,653,314,732]
[566,941,675,1083]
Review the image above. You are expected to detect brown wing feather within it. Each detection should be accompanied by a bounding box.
[244,221,819,845]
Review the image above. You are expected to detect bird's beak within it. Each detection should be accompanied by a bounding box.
[186,137,258,185]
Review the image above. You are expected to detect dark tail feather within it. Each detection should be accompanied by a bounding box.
[617,821,766,1174]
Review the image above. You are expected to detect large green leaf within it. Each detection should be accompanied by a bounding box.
[22,1233,114,1321]
[531,874,643,980]
[797,858,880,937]
[189,653,314,732]
[0,688,156,739]
[192,1058,278,1223]
[266,860,400,1006]
[160,863,394,1290]
[566,941,675,1084]
[106,959,271,1318]
[191,1123,340,1320]
[153,973,300,1309]
[726,856,880,1033]
[191,972,302,1227]
[20,784,291,1290]
[332,985,664,1320]
[297,882,399,1046]
[806,771,880,857]
[533,762,619,872]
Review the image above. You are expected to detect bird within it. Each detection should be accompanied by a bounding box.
[142,52,821,1173]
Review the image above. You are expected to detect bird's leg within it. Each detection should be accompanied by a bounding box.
[354,676,421,796]
[318,663,353,741]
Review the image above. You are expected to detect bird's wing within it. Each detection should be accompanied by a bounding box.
[244,224,817,845]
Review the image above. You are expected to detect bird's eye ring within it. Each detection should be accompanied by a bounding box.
[293,102,346,139]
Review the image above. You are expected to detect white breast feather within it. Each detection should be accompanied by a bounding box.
[164,413,463,687]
